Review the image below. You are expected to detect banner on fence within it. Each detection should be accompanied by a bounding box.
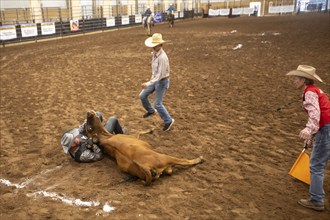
[210,7,254,16]
[70,20,79,31]
[284,5,295,13]
[135,15,142,23]
[121,16,129,25]
[209,9,220,16]
[269,5,294,13]
[232,8,243,15]
[21,24,38,38]
[153,12,163,23]
[106,17,115,27]
[220,9,230,16]
[174,12,179,19]
[0,25,17,40]
[243,7,254,15]
[41,22,56,35]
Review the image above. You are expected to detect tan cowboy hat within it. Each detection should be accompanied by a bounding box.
[286,65,323,82]
[145,33,167,47]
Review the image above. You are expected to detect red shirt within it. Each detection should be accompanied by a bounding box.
[303,85,330,131]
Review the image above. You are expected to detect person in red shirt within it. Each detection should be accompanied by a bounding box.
[287,65,330,211]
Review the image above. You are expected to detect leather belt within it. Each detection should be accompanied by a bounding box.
[160,76,169,81]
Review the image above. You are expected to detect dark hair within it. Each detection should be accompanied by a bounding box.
[304,78,314,85]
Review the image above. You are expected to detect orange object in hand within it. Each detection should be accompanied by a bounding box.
[289,146,311,185]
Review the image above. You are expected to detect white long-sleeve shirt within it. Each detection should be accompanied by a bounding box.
[146,48,170,87]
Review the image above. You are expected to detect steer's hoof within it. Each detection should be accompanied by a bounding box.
[142,180,152,186]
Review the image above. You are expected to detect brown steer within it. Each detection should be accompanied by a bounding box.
[85,110,204,186]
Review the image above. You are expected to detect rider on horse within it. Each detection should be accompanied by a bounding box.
[143,6,152,27]
[167,4,175,15]
[167,4,175,28]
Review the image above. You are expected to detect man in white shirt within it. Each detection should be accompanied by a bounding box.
[139,33,174,131]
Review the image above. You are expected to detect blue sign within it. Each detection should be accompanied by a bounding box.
[153,12,163,23]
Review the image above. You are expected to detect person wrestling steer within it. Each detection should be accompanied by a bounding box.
[60,111,127,162]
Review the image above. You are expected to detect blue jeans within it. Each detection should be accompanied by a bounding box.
[139,79,173,124]
[309,123,330,204]
[104,116,123,134]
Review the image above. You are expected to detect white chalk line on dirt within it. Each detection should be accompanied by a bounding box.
[0,166,115,213]
[26,190,101,207]
[0,166,62,189]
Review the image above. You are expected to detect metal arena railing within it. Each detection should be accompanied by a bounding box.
[0,3,196,46]
[1,0,326,46]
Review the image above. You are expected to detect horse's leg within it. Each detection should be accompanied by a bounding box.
[149,24,151,36]
[147,23,151,36]
[168,15,173,28]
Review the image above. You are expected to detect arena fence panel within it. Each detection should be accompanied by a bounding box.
[1,1,328,46]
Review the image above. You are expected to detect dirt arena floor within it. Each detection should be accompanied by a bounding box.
[1,13,330,219]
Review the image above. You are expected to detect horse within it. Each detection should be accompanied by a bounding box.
[85,110,204,186]
[143,15,153,36]
[167,12,174,28]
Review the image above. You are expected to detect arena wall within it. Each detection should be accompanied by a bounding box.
[0,0,305,25]
[1,0,328,46]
